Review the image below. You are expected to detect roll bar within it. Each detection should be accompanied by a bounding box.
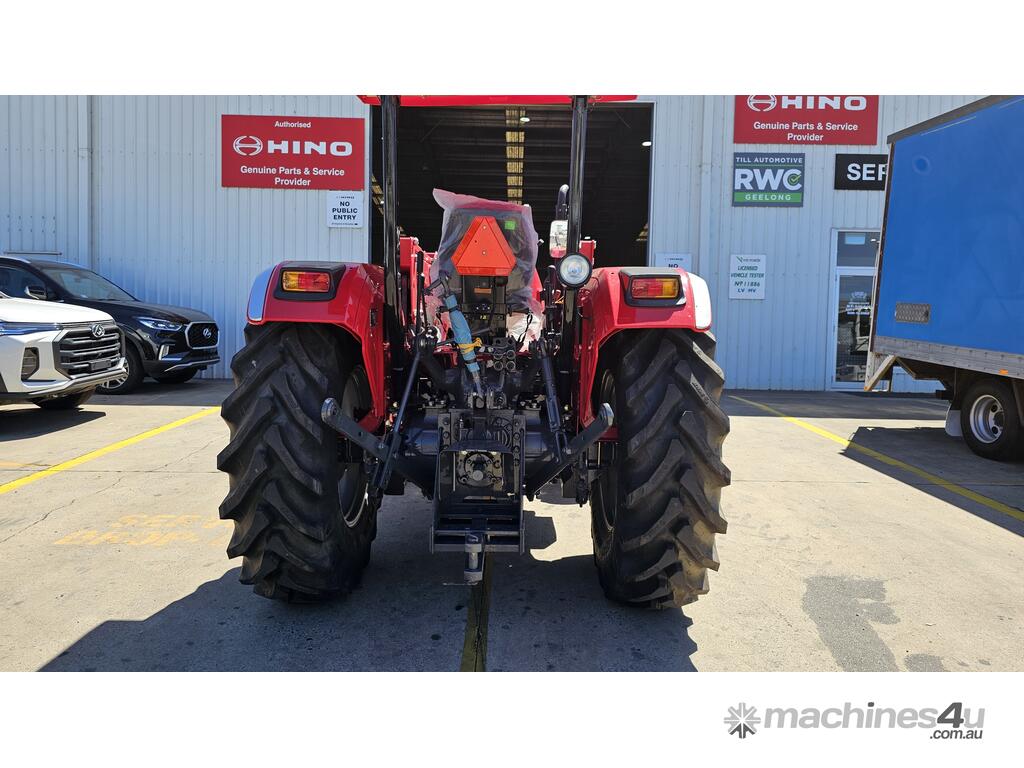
[374,94,599,378]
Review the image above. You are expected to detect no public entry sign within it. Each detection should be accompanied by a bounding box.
[221,114,365,190]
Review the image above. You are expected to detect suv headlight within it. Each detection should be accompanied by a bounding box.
[137,317,183,332]
[0,322,61,336]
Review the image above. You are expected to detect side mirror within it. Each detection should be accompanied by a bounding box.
[24,284,47,301]
[548,220,568,260]
[549,183,570,259]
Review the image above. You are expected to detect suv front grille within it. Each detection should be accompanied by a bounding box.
[186,322,218,349]
[57,324,122,378]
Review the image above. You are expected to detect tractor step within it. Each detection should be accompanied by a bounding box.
[430,511,524,555]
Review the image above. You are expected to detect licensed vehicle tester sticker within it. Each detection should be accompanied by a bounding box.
[221,114,365,191]
[733,153,804,207]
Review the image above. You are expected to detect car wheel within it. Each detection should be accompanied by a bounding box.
[99,344,144,395]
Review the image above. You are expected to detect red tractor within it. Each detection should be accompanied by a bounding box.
[217,96,730,608]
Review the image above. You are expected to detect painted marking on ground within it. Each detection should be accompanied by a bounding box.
[459,555,493,672]
[0,407,221,496]
[54,513,231,547]
[730,395,1024,523]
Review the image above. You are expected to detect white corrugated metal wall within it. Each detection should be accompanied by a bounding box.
[90,96,371,379]
[643,95,977,390]
[1,94,976,389]
[1,96,90,264]
[2,95,370,379]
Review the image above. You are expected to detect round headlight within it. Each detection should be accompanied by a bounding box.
[557,253,592,288]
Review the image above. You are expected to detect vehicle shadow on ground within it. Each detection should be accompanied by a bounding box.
[40,563,469,672]
[840,425,1024,536]
[485,510,699,672]
[40,497,471,671]
[91,379,233,409]
[0,407,105,441]
[39,507,697,671]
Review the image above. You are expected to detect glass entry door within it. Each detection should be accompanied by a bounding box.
[833,271,875,386]
[830,230,880,389]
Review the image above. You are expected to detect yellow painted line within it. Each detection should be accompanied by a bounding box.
[730,395,1024,523]
[0,407,221,496]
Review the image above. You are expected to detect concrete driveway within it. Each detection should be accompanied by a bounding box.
[1,382,1020,671]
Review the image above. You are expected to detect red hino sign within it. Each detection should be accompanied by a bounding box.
[221,114,365,190]
[734,96,879,145]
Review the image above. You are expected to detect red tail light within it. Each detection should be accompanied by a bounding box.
[282,270,331,293]
[629,276,680,300]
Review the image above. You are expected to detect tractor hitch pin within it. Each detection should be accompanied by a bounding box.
[464,532,484,585]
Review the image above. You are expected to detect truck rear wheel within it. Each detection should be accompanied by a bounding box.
[959,378,1023,461]
[217,323,375,601]
[590,328,730,609]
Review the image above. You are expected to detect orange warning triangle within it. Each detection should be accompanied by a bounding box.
[452,216,516,277]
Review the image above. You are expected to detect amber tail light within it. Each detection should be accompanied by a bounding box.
[629,276,680,301]
[282,270,331,293]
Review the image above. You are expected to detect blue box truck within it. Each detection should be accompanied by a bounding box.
[867,95,1024,460]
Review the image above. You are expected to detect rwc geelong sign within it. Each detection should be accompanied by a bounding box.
[733,153,805,207]
[221,114,365,190]
[734,95,879,145]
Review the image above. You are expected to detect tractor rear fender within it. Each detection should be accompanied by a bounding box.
[577,266,713,425]
[245,261,387,428]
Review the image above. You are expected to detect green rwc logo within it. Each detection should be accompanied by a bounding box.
[733,152,805,207]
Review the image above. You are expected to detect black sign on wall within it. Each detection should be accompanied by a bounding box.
[834,153,888,190]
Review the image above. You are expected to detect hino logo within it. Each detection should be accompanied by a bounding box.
[231,136,353,158]
[746,95,868,112]
[746,95,777,112]
[233,135,263,156]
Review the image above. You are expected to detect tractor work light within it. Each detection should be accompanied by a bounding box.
[557,253,592,288]
[282,270,331,293]
[629,276,680,301]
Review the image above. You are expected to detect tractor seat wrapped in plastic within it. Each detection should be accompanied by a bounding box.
[431,188,541,316]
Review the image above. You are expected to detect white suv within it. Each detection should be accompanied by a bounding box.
[0,291,127,410]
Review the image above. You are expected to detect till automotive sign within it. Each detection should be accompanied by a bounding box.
[734,95,879,145]
[733,153,804,207]
[221,114,365,190]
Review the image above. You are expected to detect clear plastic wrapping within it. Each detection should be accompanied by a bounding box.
[430,188,541,315]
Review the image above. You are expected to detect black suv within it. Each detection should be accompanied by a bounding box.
[0,256,220,394]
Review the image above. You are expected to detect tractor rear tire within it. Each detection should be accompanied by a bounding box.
[217,322,375,601]
[590,328,731,609]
